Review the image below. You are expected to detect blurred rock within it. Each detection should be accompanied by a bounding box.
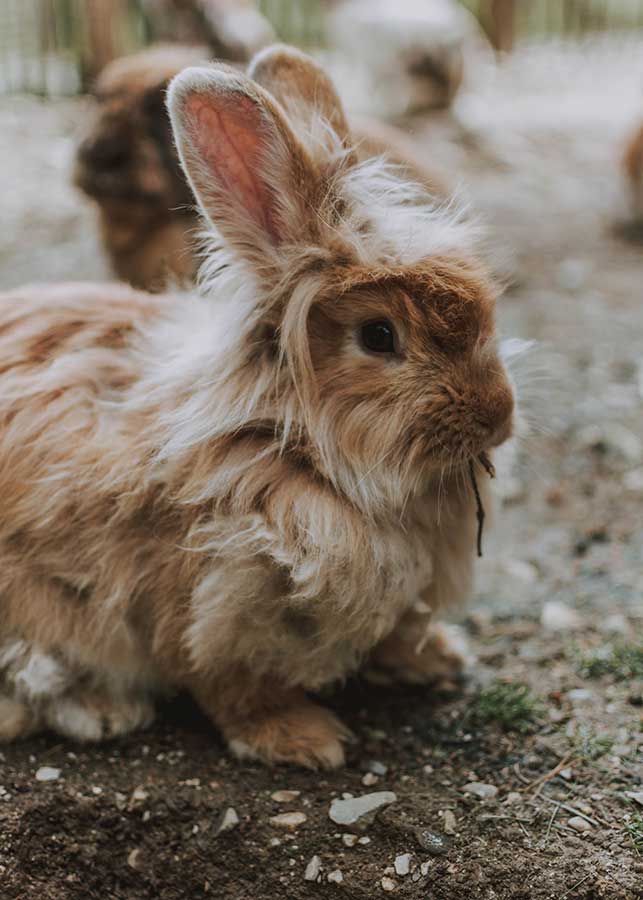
[463,782,498,800]
[541,600,584,631]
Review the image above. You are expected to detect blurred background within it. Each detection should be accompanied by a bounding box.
[1,0,643,96]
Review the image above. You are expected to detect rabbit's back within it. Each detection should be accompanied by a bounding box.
[0,283,178,672]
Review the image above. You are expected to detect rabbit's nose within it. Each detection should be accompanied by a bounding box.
[486,385,514,448]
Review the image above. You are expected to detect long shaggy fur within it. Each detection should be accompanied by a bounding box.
[1,46,515,767]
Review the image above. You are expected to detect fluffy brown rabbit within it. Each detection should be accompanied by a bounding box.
[0,46,514,768]
[75,45,449,292]
[74,45,205,291]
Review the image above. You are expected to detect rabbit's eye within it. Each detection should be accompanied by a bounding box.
[360,320,396,354]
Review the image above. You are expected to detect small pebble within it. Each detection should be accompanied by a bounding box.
[35,766,61,782]
[463,782,498,800]
[327,869,343,884]
[131,786,148,802]
[368,761,388,776]
[216,807,240,834]
[358,836,371,845]
[625,791,643,807]
[568,816,592,833]
[271,790,301,803]
[342,834,358,847]
[381,876,396,892]
[394,853,411,876]
[304,855,322,882]
[415,829,449,855]
[505,792,522,804]
[442,810,457,834]
[420,862,430,876]
[269,812,307,830]
[127,848,143,870]
[362,772,379,787]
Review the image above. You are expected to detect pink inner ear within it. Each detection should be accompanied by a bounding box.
[185,94,279,241]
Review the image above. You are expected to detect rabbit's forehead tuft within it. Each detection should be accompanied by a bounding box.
[332,259,496,339]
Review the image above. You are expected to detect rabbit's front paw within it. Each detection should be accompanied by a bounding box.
[44,690,155,742]
[367,622,470,689]
[227,700,353,770]
[0,694,36,742]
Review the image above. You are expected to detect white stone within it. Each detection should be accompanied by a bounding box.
[327,869,343,884]
[362,772,379,786]
[394,853,411,876]
[462,782,498,800]
[342,834,359,847]
[568,816,592,833]
[35,766,61,782]
[381,876,396,892]
[505,792,522,804]
[368,761,388,776]
[328,792,397,827]
[625,791,643,807]
[304,855,322,881]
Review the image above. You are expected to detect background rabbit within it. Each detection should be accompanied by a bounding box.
[74,45,204,291]
[0,45,513,768]
[623,120,643,221]
[75,45,449,292]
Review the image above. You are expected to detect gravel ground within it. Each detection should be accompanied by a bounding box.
[0,36,642,900]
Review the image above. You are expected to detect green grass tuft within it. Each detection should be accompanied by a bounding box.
[625,813,643,855]
[471,681,542,733]
[576,642,643,681]
[572,728,614,761]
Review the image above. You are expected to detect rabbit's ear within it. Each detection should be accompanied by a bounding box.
[167,64,317,253]
[248,45,352,149]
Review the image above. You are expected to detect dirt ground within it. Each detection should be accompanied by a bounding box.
[0,36,642,900]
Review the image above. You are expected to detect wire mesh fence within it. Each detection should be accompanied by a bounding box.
[1,0,642,96]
